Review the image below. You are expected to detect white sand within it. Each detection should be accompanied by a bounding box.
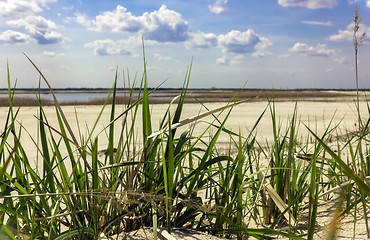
[1,100,369,239]
[1,100,366,159]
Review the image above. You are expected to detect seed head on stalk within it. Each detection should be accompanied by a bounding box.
[353,3,365,129]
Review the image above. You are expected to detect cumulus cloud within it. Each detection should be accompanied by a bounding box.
[218,30,260,54]
[35,30,62,44]
[7,15,56,32]
[153,53,171,61]
[278,0,337,9]
[89,5,144,32]
[0,29,31,44]
[185,31,218,49]
[253,37,273,57]
[0,0,63,45]
[208,0,228,14]
[289,42,335,57]
[328,22,369,42]
[7,15,63,44]
[328,30,352,42]
[143,5,189,42]
[333,57,349,65]
[301,20,333,26]
[0,1,41,18]
[81,5,272,59]
[216,56,230,65]
[42,50,65,57]
[217,29,272,57]
[87,4,189,43]
[84,37,141,56]
[367,0,370,8]
[0,0,56,18]
[73,12,91,27]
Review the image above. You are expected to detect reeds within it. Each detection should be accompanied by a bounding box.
[1,47,370,240]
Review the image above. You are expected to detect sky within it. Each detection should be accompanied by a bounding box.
[1,0,370,89]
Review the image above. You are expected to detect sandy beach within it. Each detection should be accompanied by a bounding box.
[2,99,366,159]
[1,98,369,239]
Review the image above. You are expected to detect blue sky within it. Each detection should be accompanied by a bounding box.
[0,0,370,89]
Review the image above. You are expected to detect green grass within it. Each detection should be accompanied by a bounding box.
[1,49,370,240]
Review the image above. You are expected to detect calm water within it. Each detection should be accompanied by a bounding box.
[1,91,184,103]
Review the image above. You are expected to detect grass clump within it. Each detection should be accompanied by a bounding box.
[0,47,370,240]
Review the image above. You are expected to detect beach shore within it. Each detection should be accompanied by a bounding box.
[1,89,369,106]
[2,96,369,239]
[1,99,366,166]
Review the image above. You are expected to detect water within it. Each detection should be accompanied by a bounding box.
[0,91,184,103]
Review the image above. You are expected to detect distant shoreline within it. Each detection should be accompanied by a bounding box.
[0,89,367,107]
[1,87,370,93]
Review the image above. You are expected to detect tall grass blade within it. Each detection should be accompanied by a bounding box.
[53,227,94,240]
[0,225,17,240]
[305,125,370,197]
[307,153,318,240]
[23,54,80,151]
[149,98,254,138]
[257,171,297,226]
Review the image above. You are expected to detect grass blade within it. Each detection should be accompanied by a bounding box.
[149,98,254,139]
[305,124,370,197]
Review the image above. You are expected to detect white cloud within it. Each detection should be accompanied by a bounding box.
[216,56,230,65]
[333,57,349,65]
[0,29,31,44]
[289,42,335,57]
[252,37,273,57]
[367,0,370,8]
[218,30,260,54]
[278,0,337,9]
[217,29,272,57]
[143,5,189,42]
[84,37,141,56]
[42,50,65,57]
[153,53,171,61]
[328,22,369,42]
[185,31,218,49]
[89,5,144,33]
[7,15,63,44]
[88,4,189,43]
[0,1,62,45]
[38,31,63,44]
[328,29,352,41]
[73,12,91,27]
[301,20,333,26]
[0,0,56,18]
[7,15,56,31]
[208,0,228,14]
[82,5,272,58]
[61,5,74,11]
